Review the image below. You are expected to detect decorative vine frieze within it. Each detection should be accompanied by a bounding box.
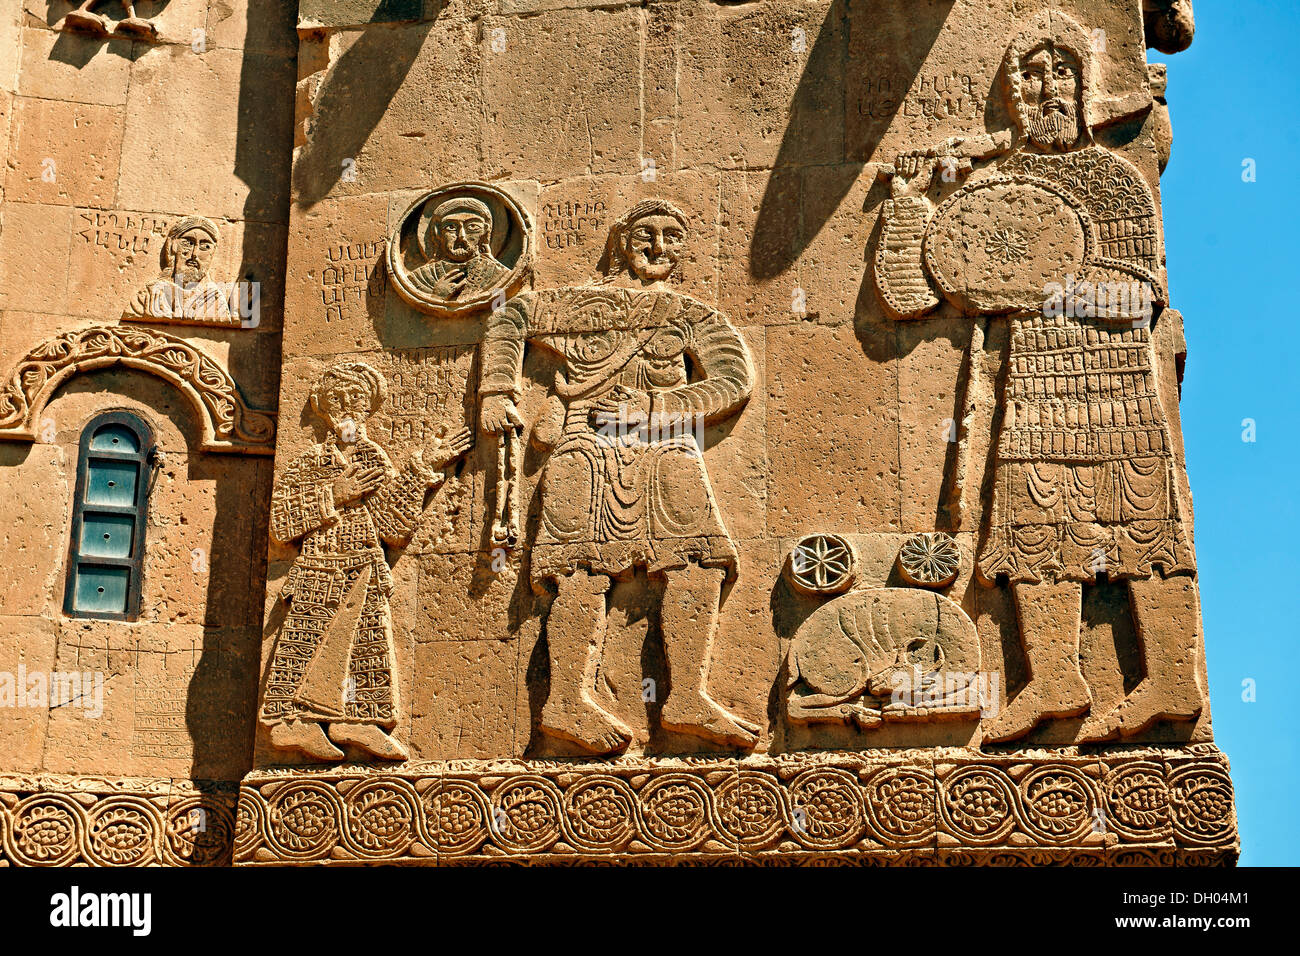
[0,325,275,454]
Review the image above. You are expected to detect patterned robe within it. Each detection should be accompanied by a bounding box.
[481,287,753,582]
[261,435,434,725]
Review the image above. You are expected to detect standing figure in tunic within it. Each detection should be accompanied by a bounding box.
[480,200,758,754]
[875,11,1204,743]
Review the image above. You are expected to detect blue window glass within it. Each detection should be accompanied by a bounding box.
[65,413,153,621]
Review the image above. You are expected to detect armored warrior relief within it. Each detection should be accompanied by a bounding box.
[875,11,1204,744]
[261,362,472,762]
[480,200,758,755]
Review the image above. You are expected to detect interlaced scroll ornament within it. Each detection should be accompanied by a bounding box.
[0,325,275,454]
[387,183,532,318]
[0,755,1235,865]
[214,750,1235,865]
[872,8,1205,747]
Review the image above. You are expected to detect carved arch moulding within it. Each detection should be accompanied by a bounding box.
[0,326,276,455]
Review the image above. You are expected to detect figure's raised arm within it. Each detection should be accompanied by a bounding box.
[874,151,943,320]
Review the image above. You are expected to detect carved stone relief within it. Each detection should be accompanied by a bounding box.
[0,325,275,454]
[259,361,471,762]
[387,183,532,318]
[122,216,247,328]
[873,10,1205,745]
[787,587,983,729]
[58,1,159,41]
[479,199,757,755]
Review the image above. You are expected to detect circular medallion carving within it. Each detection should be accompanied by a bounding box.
[712,773,788,848]
[84,797,161,866]
[420,779,491,857]
[387,182,531,318]
[1017,766,1096,844]
[924,177,1092,314]
[787,533,856,594]
[342,778,420,859]
[636,773,713,852]
[562,775,637,852]
[1169,764,1235,846]
[864,768,936,847]
[5,794,85,866]
[939,767,1017,845]
[897,532,960,588]
[266,781,343,861]
[1103,761,1169,841]
[490,776,562,853]
[164,797,236,866]
[788,767,865,850]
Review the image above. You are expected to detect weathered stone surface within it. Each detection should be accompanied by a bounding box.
[0,0,1237,867]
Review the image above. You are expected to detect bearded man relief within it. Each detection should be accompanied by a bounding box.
[875,10,1204,745]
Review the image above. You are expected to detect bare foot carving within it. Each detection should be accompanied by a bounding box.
[540,699,632,755]
[327,723,409,760]
[62,11,110,35]
[269,720,344,761]
[661,692,759,749]
[115,17,157,39]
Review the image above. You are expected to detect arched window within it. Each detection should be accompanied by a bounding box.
[64,412,155,620]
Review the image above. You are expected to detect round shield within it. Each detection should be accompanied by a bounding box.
[923,178,1091,314]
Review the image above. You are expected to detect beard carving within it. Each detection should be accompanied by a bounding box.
[1025,101,1081,150]
[174,263,205,287]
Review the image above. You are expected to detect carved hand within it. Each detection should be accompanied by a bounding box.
[590,387,652,427]
[891,149,941,199]
[430,269,468,299]
[424,424,474,471]
[480,394,525,434]
[331,463,384,506]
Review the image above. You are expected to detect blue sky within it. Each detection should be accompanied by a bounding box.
[1161,0,1300,866]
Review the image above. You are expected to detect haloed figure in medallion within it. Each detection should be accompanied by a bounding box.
[261,361,471,761]
[480,200,758,755]
[407,196,511,303]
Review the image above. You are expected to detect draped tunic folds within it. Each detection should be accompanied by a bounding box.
[261,436,434,725]
[481,287,754,582]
